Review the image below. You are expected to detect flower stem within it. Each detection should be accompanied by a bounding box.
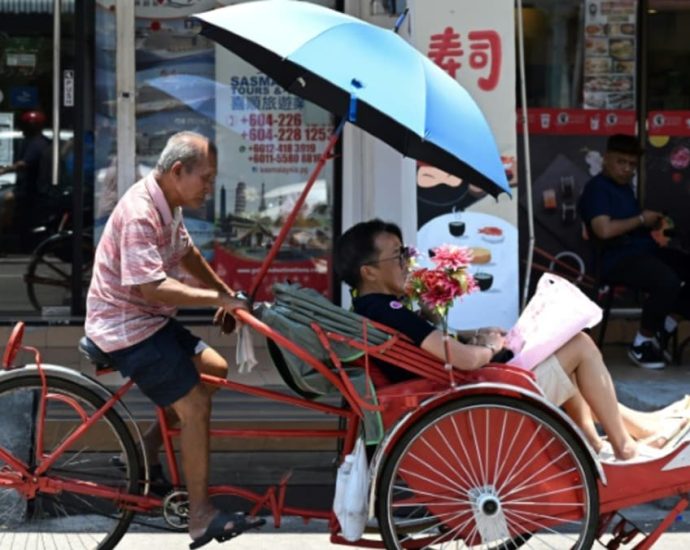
[441,317,456,386]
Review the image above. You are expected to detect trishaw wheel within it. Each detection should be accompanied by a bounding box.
[0,374,141,550]
[376,395,598,549]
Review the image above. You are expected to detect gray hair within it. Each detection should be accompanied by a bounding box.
[156,131,217,173]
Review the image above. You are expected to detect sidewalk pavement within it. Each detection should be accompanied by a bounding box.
[604,344,690,411]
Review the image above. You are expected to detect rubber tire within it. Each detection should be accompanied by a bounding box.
[0,374,141,550]
[376,394,599,550]
[26,232,93,312]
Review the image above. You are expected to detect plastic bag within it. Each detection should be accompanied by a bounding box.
[235,324,258,374]
[506,273,602,370]
[333,438,369,541]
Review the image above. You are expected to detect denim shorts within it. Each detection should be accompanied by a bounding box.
[109,318,205,407]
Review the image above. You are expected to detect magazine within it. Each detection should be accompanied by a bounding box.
[505,274,603,370]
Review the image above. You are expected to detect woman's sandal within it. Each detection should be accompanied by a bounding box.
[189,511,266,549]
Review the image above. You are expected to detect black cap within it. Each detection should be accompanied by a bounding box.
[606,134,644,156]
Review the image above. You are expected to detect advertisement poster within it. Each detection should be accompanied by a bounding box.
[94,0,217,248]
[211,14,336,301]
[646,111,690,246]
[583,0,637,110]
[517,114,610,297]
[410,0,518,331]
[94,0,336,300]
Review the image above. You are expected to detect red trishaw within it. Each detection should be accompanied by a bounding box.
[3,2,690,549]
[4,278,690,550]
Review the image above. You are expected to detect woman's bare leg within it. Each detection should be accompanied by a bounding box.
[555,333,636,460]
[562,386,604,452]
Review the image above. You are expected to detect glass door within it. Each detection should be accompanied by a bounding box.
[0,1,86,316]
[644,0,690,247]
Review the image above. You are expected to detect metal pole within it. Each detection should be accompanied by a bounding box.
[636,0,648,205]
[52,0,62,186]
[70,0,91,315]
[116,0,136,200]
[516,0,535,310]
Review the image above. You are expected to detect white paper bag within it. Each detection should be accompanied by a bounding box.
[506,273,602,370]
[333,438,369,541]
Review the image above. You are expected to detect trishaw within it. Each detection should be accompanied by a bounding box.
[3,2,690,549]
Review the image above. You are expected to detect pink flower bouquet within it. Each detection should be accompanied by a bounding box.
[405,244,477,379]
[405,244,477,321]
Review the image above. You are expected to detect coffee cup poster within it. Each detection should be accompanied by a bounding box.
[410,0,519,330]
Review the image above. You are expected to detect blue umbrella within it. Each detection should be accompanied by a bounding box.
[191,0,510,197]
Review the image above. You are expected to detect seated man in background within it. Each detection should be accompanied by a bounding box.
[334,219,689,461]
[578,134,690,369]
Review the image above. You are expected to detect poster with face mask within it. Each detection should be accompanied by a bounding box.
[410,0,519,330]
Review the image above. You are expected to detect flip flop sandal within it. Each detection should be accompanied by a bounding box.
[189,511,266,549]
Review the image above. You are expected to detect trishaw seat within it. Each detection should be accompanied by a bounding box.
[259,283,390,398]
[78,336,115,375]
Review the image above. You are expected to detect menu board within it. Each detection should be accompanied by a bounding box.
[583,0,637,110]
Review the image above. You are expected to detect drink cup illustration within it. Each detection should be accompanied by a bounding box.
[449,221,466,237]
[540,113,551,129]
[475,272,494,291]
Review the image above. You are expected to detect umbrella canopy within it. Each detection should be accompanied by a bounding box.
[191,0,510,197]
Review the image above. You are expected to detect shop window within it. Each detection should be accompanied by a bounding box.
[94,1,339,302]
[0,4,83,317]
[647,7,690,110]
[519,1,640,111]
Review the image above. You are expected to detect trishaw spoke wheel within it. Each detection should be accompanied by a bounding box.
[377,395,598,549]
[0,375,141,550]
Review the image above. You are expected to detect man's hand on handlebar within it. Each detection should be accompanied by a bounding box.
[214,291,250,334]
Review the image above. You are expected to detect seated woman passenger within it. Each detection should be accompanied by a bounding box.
[334,219,688,461]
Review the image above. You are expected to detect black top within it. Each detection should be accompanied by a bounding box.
[578,173,656,275]
[15,134,50,197]
[352,293,435,384]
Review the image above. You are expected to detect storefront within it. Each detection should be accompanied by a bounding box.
[518,0,690,294]
[0,0,688,324]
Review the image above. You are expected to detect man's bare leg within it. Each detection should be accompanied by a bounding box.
[171,383,237,540]
[139,346,229,465]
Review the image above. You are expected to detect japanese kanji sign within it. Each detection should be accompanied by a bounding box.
[410,0,519,331]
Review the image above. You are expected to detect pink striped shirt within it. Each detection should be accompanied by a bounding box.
[85,173,192,352]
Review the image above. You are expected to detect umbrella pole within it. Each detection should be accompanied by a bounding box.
[517,0,536,310]
[249,119,346,300]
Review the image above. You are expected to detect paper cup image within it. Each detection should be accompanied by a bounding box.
[540,113,551,129]
[474,272,493,291]
[448,220,465,237]
[543,189,557,210]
